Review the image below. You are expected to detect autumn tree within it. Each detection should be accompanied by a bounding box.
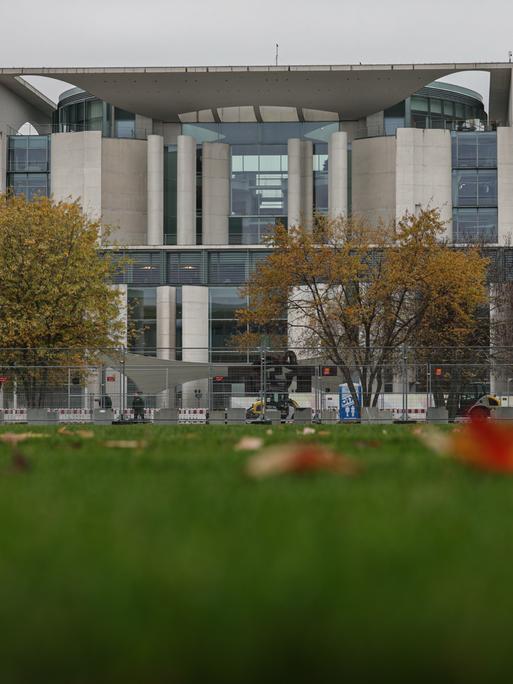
[0,193,125,407]
[235,209,488,408]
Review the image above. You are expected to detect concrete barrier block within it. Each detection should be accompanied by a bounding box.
[294,407,312,424]
[426,407,449,424]
[266,409,282,424]
[27,409,58,425]
[227,408,246,424]
[361,407,394,424]
[321,409,339,424]
[154,408,179,424]
[93,409,115,424]
[494,407,513,422]
[208,410,226,425]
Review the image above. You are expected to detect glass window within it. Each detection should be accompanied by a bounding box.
[167,253,203,284]
[130,253,161,284]
[86,100,103,131]
[8,173,49,199]
[210,287,246,319]
[454,103,465,119]
[477,133,497,168]
[430,99,442,114]
[453,208,498,243]
[411,96,429,112]
[453,170,497,207]
[231,145,288,217]
[209,252,248,284]
[115,108,136,138]
[444,101,455,117]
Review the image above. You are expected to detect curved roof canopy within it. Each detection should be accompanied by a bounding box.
[1,63,511,124]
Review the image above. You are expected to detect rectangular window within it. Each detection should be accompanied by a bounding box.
[231,145,288,218]
[453,208,498,243]
[167,253,203,284]
[208,252,248,284]
[453,170,497,207]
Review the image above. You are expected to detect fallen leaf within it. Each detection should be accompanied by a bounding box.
[234,436,264,451]
[246,443,360,479]
[10,448,31,473]
[354,440,382,449]
[103,440,147,449]
[0,433,49,445]
[58,427,94,439]
[265,429,273,436]
[413,427,452,456]
[299,427,316,436]
[451,418,513,472]
[318,431,331,437]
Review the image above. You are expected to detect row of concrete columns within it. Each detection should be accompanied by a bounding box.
[146,131,349,245]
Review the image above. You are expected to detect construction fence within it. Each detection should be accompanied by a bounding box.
[1,346,513,424]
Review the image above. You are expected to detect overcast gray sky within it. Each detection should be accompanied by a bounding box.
[3,0,513,108]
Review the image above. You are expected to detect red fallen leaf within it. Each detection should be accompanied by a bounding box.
[246,443,360,479]
[10,448,31,473]
[451,416,513,473]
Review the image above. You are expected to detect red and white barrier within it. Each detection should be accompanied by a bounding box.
[391,408,427,420]
[57,408,92,423]
[179,408,208,424]
[1,408,28,423]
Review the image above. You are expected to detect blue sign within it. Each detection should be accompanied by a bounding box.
[339,383,362,421]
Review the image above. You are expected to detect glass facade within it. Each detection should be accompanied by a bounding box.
[452,132,498,243]
[55,96,137,138]
[182,122,338,145]
[7,136,50,199]
[411,93,484,130]
[128,289,157,355]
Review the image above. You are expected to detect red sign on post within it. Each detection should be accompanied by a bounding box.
[106,375,116,382]
[0,376,8,383]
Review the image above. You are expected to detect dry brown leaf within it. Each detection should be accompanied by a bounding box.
[103,440,147,449]
[10,448,31,473]
[234,436,264,451]
[412,427,452,455]
[0,433,49,445]
[265,429,273,436]
[247,443,360,479]
[58,427,94,439]
[318,431,331,437]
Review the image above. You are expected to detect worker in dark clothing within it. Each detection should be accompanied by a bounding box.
[101,394,113,409]
[132,391,145,421]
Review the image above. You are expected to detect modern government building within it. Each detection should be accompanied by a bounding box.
[1,63,513,406]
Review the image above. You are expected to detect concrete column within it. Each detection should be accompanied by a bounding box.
[182,286,209,408]
[497,127,513,245]
[287,139,313,229]
[287,139,302,228]
[106,284,128,411]
[147,135,164,245]
[156,286,176,360]
[202,142,230,245]
[508,68,513,127]
[302,140,313,231]
[177,135,197,245]
[328,131,348,220]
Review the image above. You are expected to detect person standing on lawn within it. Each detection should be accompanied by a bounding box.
[132,391,145,421]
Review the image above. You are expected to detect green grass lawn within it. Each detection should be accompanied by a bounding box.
[0,423,512,683]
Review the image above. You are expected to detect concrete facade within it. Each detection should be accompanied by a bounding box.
[395,129,453,234]
[147,134,164,245]
[352,136,397,225]
[353,130,452,232]
[101,138,147,245]
[177,135,197,245]
[202,142,230,245]
[50,131,103,220]
[497,126,513,245]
